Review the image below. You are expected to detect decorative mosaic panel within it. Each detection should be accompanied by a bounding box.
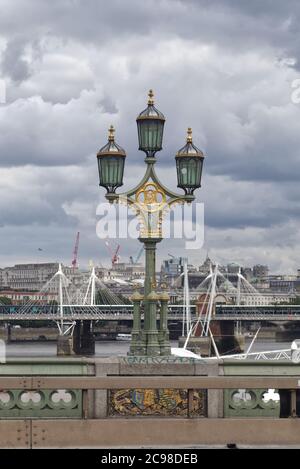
[0,389,82,418]
[224,388,280,418]
[109,388,207,417]
[122,356,197,365]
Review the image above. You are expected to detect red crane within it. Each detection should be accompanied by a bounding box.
[71,232,80,269]
[105,241,120,266]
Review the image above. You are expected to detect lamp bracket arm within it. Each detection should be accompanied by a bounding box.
[105,162,195,206]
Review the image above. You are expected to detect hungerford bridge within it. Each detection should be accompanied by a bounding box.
[1,264,299,356]
[2,304,300,321]
[0,265,196,321]
[0,264,300,324]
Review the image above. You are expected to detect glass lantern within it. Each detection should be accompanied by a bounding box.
[97,125,126,193]
[175,128,205,195]
[136,90,165,157]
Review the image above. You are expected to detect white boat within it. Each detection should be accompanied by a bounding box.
[116,333,131,341]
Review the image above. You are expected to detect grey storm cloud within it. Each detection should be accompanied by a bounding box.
[1,38,31,82]
[1,0,300,63]
[1,0,300,272]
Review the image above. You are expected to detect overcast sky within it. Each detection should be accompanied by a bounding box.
[1,0,300,273]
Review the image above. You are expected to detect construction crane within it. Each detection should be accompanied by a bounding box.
[130,247,144,265]
[71,232,80,269]
[105,241,120,267]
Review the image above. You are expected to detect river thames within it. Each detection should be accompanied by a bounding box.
[4,339,292,357]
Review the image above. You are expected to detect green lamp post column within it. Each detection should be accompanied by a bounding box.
[146,290,160,356]
[96,90,205,357]
[141,238,161,353]
[159,290,171,355]
[129,290,145,355]
[135,90,165,355]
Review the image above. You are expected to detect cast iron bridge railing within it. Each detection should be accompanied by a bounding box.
[0,304,197,321]
[0,375,299,447]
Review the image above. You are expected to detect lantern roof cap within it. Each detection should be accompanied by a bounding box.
[159,291,170,301]
[176,128,204,158]
[147,290,160,301]
[131,290,143,301]
[97,125,126,157]
[136,89,165,121]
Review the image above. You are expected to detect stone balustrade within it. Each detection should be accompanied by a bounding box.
[0,357,299,446]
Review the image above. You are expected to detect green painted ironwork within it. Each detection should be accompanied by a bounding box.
[97,91,204,357]
[222,360,300,418]
[0,389,82,419]
[0,358,88,375]
[0,358,88,419]
[224,388,280,418]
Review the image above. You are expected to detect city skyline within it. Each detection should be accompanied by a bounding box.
[1,1,300,272]
[0,254,292,279]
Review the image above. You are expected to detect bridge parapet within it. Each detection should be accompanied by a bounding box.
[0,358,299,447]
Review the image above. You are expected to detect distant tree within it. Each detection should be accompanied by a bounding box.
[95,290,132,305]
[48,300,58,306]
[291,297,300,305]
[20,320,53,328]
[272,297,300,306]
[0,296,12,305]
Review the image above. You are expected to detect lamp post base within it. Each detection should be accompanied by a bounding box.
[128,331,146,356]
[146,346,161,356]
[57,335,75,356]
[159,330,171,355]
[145,331,161,356]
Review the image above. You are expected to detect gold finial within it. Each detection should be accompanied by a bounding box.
[187,127,193,143]
[108,125,115,142]
[151,277,157,290]
[148,89,154,105]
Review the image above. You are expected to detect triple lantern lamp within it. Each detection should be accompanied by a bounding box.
[97,90,205,196]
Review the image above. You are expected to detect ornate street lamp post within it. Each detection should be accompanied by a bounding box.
[97,90,205,356]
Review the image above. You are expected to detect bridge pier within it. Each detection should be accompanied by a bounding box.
[73,320,81,354]
[178,336,212,356]
[6,324,11,344]
[211,321,244,355]
[80,320,95,355]
[56,321,95,356]
[181,321,244,357]
[57,335,75,356]
[279,390,300,418]
[73,321,95,356]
